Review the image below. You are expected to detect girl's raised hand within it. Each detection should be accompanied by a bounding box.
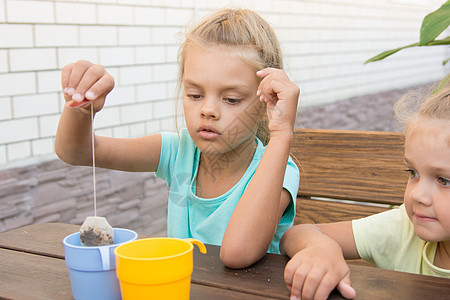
[256,68,299,136]
[61,60,114,114]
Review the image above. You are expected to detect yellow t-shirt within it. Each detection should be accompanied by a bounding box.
[352,204,450,278]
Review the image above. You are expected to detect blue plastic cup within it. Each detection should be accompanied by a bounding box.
[63,228,138,300]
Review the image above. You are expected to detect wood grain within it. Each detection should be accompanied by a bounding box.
[193,244,450,300]
[1,224,449,300]
[292,128,407,205]
[0,248,72,300]
[191,283,277,299]
[291,128,408,225]
[295,197,389,224]
[0,222,79,258]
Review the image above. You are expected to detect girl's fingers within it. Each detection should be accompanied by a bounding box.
[61,63,73,93]
[337,276,356,299]
[86,73,115,101]
[71,64,105,102]
[290,268,308,300]
[284,255,308,300]
[66,74,113,110]
[256,68,294,103]
[74,65,112,102]
[256,67,276,78]
[65,60,91,98]
[307,272,341,300]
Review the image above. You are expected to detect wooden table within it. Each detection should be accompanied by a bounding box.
[0,223,449,299]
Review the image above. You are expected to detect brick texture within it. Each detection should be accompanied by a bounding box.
[0,159,169,236]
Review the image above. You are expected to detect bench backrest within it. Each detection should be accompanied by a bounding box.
[291,128,408,224]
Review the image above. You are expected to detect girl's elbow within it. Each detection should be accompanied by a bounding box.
[220,243,265,269]
[55,147,85,166]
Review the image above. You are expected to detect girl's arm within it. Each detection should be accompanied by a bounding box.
[281,222,358,300]
[55,60,161,172]
[220,68,299,268]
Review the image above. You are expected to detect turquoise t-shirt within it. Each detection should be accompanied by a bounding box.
[352,204,450,278]
[155,129,300,254]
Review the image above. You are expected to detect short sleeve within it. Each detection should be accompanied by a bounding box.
[352,205,408,266]
[155,132,179,186]
[280,156,300,224]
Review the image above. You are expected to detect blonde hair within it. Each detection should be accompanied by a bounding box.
[394,83,450,132]
[176,8,283,145]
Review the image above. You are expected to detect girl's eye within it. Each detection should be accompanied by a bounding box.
[437,177,450,187]
[224,98,241,104]
[405,169,419,179]
[187,94,203,100]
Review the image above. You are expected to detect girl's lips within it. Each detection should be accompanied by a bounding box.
[414,212,436,222]
[198,130,220,140]
[198,127,220,140]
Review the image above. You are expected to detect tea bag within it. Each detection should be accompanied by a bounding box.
[79,101,114,246]
[80,216,114,246]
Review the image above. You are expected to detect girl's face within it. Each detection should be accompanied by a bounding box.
[403,118,450,243]
[182,46,264,155]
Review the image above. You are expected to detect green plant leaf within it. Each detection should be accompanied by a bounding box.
[443,58,449,66]
[427,35,450,45]
[420,1,450,45]
[364,42,418,64]
[365,36,450,64]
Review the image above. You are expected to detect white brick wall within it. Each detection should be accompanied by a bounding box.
[55,2,97,24]
[0,97,11,120]
[7,140,31,161]
[35,25,79,47]
[12,93,59,118]
[6,0,54,23]
[0,50,7,72]
[57,48,98,67]
[0,145,6,164]
[0,1,5,22]
[0,24,33,47]
[39,114,60,138]
[1,118,38,144]
[0,72,36,96]
[79,26,117,46]
[9,48,57,71]
[0,0,448,167]
[37,71,61,93]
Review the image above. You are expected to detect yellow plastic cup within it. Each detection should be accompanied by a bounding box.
[114,237,207,299]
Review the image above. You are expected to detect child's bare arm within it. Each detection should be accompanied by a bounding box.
[56,60,114,166]
[55,60,161,172]
[281,222,357,300]
[220,68,299,268]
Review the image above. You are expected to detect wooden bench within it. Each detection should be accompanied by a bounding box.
[291,128,408,225]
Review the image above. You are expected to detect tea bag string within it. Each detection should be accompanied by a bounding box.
[91,101,97,217]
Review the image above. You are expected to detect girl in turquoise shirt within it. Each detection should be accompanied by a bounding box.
[56,8,300,269]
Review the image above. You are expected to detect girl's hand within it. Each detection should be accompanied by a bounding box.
[256,68,299,136]
[61,60,114,114]
[284,242,356,300]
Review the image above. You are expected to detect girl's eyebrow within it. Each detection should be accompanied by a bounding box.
[184,79,251,92]
[405,157,450,173]
[184,79,200,87]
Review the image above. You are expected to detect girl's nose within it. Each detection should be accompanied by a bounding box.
[408,179,433,206]
[201,98,220,119]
